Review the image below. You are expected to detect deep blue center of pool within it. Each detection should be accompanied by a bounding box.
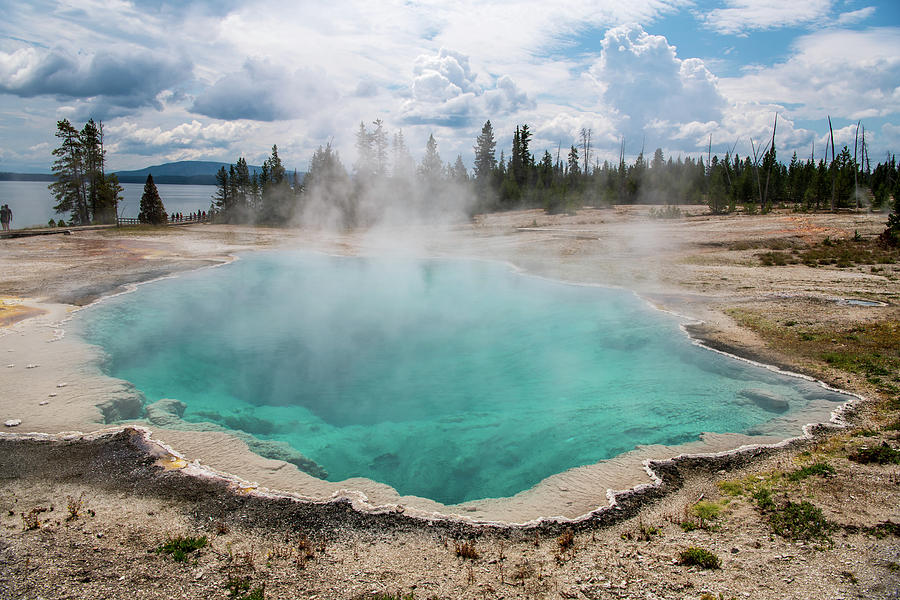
[75,252,843,504]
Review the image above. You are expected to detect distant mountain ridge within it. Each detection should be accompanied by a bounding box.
[1,160,305,186]
[112,160,265,185]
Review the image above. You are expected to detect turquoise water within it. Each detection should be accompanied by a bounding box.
[74,252,846,504]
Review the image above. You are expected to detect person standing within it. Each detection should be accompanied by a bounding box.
[0,204,11,231]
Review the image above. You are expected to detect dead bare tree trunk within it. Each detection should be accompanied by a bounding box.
[828,116,836,212]
[750,137,771,210]
[762,113,777,209]
[853,123,860,208]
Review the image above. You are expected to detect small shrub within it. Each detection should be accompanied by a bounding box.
[690,501,722,527]
[557,528,574,551]
[865,521,900,539]
[226,575,252,597]
[768,501,829,541]
[156,535,208,562]
[849,442,900,465]
[680,520,700,532]
[241,587,264,600]
[66,493,85,522]
[635,521,660,541]
[454,540,479,560]
[759,251,792,266]
[21,507,48,531]
[787,462,835,481]
[752,487,775,511]
[678,547,721,569]
[648,205,682,219]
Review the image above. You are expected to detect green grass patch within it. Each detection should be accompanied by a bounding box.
[758,251,797,266]
[865,521,900,539]
[787,462,835,481]
[717,480,744,496]
[767,501,830,541]
[751,487,776,511]
[155,535,208,562]
[690,501,723,527]
[797,238,900,267]
[726,312,900,395]
[848,442,900,465]
[678,547,721,569]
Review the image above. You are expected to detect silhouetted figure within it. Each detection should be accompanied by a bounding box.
[0,204,11,231]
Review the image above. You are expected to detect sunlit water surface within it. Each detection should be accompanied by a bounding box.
[74,252,847,504]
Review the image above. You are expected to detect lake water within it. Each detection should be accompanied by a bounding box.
[0,180,215,228]
[73,252,848,504]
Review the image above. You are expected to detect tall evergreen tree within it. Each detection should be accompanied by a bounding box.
[473,120,497,182]
[392,129,414,180]
[138,174,167,224]
[371,119,388,177]
[49,119,88,224]
[419,134,443,181]
[213,166,230,212]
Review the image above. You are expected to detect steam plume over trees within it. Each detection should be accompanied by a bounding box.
[158,115,900,232]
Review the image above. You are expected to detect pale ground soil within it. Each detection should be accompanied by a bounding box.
[0,206,898,599]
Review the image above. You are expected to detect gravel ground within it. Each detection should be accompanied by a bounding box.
[0,207,898,599]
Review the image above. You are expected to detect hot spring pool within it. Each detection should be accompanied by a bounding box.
[74,251,848,505]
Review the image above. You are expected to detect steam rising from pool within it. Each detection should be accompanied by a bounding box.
[75,252,847,505]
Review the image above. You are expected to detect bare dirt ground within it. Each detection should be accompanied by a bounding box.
[0,207,898,599]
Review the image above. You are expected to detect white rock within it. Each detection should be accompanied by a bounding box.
[4,419,22,427]
[5,364,13,368]
[48,392,57,397]
[56,383,67,388]
[39,401,49,406]
[26,363,38,369]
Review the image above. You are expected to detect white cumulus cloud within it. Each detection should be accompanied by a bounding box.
[703,0,834,35]
[589,25,726,145]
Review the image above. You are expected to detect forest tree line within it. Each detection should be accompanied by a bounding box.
[211,118,900,228]
[49,117,900,241]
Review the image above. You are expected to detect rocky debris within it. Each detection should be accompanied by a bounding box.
[4,419,21,427]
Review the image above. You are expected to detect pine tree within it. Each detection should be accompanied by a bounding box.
[138,174,167,225]
[81,120,105,220]
[371,119,388,177]
[259,144,292,225]
[419,134,443,181]
[451,155,468,183]
[49,119,88,224]
[473,120,497,183]
[392,130,414,180]
[354,121,374,179]
[213,166,230,211]
[93,174,123,224]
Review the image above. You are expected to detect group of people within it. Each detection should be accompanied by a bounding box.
[169,210,209,223]
[0,204,11,231]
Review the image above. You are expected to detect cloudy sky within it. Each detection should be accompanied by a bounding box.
[1,0,899,173]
